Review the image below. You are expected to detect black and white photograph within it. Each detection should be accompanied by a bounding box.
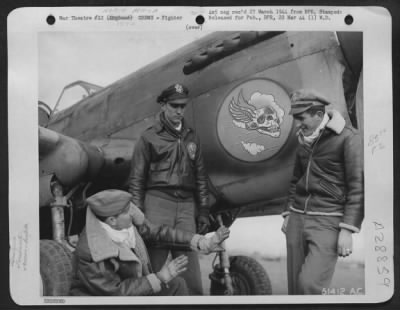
[8,6,393,305]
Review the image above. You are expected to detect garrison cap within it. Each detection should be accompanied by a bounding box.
[157,83,189,104]
[289,89,330,115]
[86,189,132,217]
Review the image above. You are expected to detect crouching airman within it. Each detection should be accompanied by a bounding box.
[70,189,229,296]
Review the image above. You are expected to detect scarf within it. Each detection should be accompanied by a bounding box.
[298,113,329,147]
[160,112,184,136]
[99,221,136,249]
[175,122,182,131]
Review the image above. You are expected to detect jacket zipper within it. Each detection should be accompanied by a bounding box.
[303,131,324,212]
[177,138,181,187]
[304,160,312,212]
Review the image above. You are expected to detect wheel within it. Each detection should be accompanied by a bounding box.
[210,255,272,295]
[40,240,75,296]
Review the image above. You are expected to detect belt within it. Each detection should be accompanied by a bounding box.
[147,188,194,201]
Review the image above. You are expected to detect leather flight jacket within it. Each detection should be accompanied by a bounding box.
[285,111,364,232]
[128,113,209,216]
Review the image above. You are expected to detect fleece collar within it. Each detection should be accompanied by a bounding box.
[85,207,141,263]
[325,110,346,134]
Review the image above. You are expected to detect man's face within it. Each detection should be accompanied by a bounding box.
[293,110,324,136]
[161,99,188,126]
[110,205,134,230]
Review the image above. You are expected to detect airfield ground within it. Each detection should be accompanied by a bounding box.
[199,252,365,295]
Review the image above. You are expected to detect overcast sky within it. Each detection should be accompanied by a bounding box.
[38,31,211,108]
[38,31,364,261]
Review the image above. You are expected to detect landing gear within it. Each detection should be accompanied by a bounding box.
[209,214,272,295]
[40,240,75,296]
[40,180,75,296]
[209,255,272,295]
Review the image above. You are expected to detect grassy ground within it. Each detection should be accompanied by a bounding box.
[199,252,364,295]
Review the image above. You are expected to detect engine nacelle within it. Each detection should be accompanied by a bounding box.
[39,126,104,206]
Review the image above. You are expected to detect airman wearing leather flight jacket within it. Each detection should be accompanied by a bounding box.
[128,83,210,295]
[282,89,364,295]
[128,112,209,218]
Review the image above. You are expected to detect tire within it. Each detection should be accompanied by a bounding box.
[40,240,75,296]
[210,255,272,295]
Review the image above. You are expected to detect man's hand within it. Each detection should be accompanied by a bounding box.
[212,226,230,244]
[281,215,290,234]
[156,255,188,284]
[195,226,230,253]
[337,228,353,257]
[196,215,210,235]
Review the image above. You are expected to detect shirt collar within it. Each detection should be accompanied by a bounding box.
[159,112,188,136]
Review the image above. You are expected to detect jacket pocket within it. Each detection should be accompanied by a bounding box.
[150,162,171,172]
[319,179,345,203]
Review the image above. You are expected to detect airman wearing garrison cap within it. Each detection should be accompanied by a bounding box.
[70,189,229,296]
[86,189,137,218]
[282,88,363,295]
[128,83,211,295]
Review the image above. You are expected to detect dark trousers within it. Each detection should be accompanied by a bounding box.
[158,276,188,296]
[286,212,341,295]
[144,193,203,295]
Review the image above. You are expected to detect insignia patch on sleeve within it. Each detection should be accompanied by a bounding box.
[187,142,197,160]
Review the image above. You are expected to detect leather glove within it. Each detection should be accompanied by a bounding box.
[190,226,230,254]
[156,255,188,284]
[196,207,210,234]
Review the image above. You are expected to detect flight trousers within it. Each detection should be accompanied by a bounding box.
[158,276,189,296]
[144,193,203,296]
[286,211,341,295]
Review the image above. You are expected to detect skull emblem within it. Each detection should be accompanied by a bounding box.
[229,90,284,138]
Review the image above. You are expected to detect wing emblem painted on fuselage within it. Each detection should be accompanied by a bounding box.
[229,89,284,138]
[216,79,292,162]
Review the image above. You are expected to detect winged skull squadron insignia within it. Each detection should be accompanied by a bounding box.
[229,90,285,138]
